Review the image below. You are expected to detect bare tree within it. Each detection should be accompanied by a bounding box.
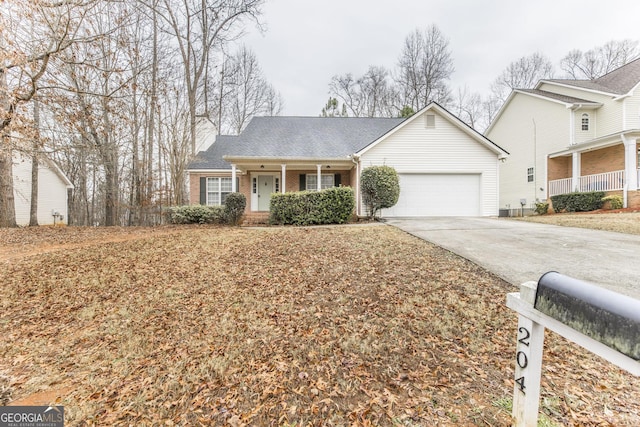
[453,86,487,131]
[0,0,98,227]
[225,45,283,134]
[490,52,554,104]
[329,66,397,117]
[396,25,454,111]
[561,39,640,79]
[149,0,263,154]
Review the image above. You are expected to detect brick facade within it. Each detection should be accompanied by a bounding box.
[580,144,625,176]
[547,156,572,181]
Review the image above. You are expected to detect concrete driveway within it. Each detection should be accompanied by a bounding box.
[384,217,640,299]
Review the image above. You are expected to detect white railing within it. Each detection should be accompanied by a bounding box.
[548,178,572,197]
[579,170,624,192]
[549,170,625,196]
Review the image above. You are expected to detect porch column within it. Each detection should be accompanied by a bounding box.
[231,164,237,192]
[281,164,287,194]
[316,164,322,191]
[623,135,638,191]
[571,152,581,192]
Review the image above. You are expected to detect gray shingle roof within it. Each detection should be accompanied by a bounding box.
[227,116,405,157]
[517,89,600,104]
[188,116,405,169]
[544,57,640,95]
[188,135,238,170]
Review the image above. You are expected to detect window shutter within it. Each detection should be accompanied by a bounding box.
[334,173,341,187]
[235,177,240,193]
[299,174,306,190]
[199,177,207,204]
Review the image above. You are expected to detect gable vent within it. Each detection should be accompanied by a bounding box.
[425,114,436,128]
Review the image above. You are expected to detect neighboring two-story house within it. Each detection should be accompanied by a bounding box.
[486,58,640,211]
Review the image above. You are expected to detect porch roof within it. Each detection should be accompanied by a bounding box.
[549,130,640,158]
[222,155,356,172]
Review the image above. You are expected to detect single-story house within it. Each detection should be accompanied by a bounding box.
[187,102,508,221]
[12,150,74,226]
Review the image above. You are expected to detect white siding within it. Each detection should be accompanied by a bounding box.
[624,90,640,130]
[487,93,569,209]
[538,82,623,137]
[360,109,501,216]
[13,152,70,226]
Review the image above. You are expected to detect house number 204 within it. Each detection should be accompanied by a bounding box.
[515,326,530,394]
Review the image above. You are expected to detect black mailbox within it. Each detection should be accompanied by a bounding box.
[535,271,640,361]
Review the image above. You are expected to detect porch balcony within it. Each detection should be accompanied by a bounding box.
[549,170,626,197]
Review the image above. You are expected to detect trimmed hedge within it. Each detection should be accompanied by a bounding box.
[269,186,355,226]
[165,204,226,224]
[224,192,246,226]
[550,191,605,213]
[360,165,400,219]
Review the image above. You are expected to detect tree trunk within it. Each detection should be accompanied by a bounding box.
[0,139,17,227]
[29,99,41,226]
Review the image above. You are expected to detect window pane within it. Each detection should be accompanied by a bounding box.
[207,177,219,192]
[220,177,232,192]
[306,174,317,190]
[321,174,334,189]
[208,192,220,206]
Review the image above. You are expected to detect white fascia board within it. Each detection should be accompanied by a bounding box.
[549,130,640,157]
[222,155,353,164]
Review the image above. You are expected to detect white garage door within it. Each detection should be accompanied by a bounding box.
[382,173,481,217]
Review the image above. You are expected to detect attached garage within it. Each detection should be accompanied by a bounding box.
[383,173,481,217]
[356,103,508,217]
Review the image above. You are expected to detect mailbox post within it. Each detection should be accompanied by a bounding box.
[506,272,640,427]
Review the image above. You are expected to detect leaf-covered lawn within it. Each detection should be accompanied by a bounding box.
[0,225,638,426]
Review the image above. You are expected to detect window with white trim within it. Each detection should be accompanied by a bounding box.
[207,177,232,205]
[527,167,534,183]
[306,174,334,191]
[581,113,589,131]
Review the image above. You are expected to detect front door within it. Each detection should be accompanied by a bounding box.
[257,175,274,211]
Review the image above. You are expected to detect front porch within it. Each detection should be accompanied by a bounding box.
[224,156,358,214]
[547,135,639,207]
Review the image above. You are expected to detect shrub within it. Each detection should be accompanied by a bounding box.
[602,194,623,210]
[270,186,355,226]
[534,202,549,215]
[165,204,225,224]
[360,165,400,219]
[224,192,246,226]
[550,191,605,213]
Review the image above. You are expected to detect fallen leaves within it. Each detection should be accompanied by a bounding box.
[0,224,638,426]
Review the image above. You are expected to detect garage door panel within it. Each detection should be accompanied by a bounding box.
[382,173,480,217]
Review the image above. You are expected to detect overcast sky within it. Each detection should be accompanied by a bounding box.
[242,0,640,116]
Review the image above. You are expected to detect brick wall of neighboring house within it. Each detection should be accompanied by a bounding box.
[580,144,625,176]
[628,190,640,209]
[547,156,572,181]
